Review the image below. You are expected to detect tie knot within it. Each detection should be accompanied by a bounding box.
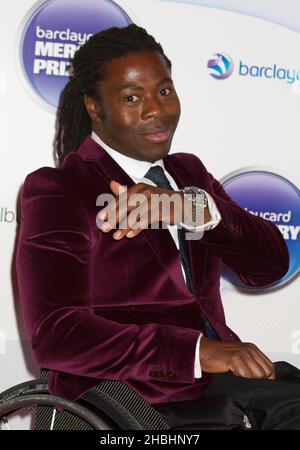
[144,166,173,190]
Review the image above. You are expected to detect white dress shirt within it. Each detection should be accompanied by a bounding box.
[91,131,221,378]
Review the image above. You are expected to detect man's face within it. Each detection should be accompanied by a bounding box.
[89,51,181,163]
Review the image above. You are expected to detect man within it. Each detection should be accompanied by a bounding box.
[17,24,299,430]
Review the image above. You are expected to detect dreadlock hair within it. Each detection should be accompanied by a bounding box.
[55,24,172,165]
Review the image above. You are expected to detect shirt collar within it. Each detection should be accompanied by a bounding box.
[91,131,165,180]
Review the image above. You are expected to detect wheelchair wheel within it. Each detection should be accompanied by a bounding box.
[0,380,118,430]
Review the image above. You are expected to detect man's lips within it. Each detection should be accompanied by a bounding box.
[140,128,171,143]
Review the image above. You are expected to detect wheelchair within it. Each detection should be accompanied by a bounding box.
[0,370,252,430]
[0,370,169,430]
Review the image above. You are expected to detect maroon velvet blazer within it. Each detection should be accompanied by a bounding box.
[16,136,289,404]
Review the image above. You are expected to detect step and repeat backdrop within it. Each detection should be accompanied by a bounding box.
[1,0,300,395]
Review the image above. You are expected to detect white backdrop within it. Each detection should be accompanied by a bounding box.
[1,0,300,398]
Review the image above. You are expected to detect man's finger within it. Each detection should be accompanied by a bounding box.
[247,345,275,379]
[110,180,126,196]
[112,213,143,239]
[231,359,254,378]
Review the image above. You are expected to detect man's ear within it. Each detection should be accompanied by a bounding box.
[84,95,103,122]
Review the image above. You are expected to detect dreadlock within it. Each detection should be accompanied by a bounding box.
[55,24,171,165]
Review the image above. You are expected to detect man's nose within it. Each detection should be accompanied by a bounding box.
[141,95,163,120]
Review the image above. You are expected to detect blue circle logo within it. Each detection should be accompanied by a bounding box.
[221,169,300,290]
[20,0,132,109]
[207,53,233,80]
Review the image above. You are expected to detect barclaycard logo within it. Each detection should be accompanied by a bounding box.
[207,53,234,80]
[19,0,132,110]
[239,61,300,84]
[207,53,300,84]
[221,168,300,290]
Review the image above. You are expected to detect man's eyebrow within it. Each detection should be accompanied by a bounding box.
[157,77,173,86]
[118,77,174,92]
[118,84,144,92]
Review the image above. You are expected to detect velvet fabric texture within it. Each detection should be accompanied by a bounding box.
[16,137,289,404]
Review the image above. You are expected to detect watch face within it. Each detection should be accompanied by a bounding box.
[183,186,203,195]
[181,187,208,207]
[182,186,199,194]
[191,187,202,195]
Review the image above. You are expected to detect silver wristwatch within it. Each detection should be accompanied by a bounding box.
[179,186,208,227]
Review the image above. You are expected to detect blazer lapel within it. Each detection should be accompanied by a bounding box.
[78,136,136,188]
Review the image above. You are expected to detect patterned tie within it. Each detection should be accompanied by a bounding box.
[144,165,219,340]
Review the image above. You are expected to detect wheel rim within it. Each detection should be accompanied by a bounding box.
[0,394,113,430]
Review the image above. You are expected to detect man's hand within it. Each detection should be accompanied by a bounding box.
[200,338,275,379]
[98,180,209,240]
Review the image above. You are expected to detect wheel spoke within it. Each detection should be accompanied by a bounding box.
[50,408,57,430]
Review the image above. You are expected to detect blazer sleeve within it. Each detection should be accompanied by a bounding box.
[200,171,289,287]
[16,168,200,384]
